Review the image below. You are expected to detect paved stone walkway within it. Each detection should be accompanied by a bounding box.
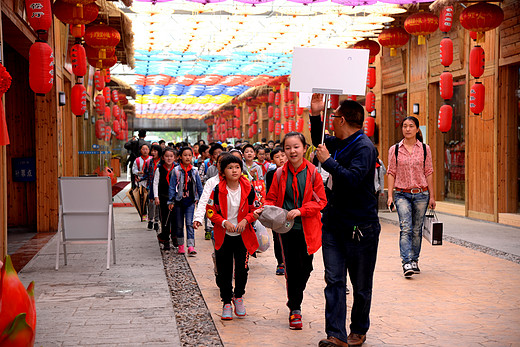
[18,208,181,346]
[189,220,520,346]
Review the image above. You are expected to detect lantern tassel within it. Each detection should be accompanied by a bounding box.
[390,48,396,56]
[0,100,10,146]
[418,35,426,45]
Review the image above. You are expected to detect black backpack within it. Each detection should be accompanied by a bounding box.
[395,142,427,167]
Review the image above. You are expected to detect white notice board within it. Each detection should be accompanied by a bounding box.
[290,47,370,96]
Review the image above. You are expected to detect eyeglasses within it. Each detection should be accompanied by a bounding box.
[330,114,343,118]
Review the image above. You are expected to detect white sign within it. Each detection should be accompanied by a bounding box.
[298,92,313,108]
[290,47,370,96]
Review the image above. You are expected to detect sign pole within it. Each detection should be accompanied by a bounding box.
[318,94,331,172]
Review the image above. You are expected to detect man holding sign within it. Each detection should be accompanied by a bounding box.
[310,95,380,347]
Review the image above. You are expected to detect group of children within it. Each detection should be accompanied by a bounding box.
[130,133,327,330]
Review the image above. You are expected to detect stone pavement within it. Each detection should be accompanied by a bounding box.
[17,207,181,346]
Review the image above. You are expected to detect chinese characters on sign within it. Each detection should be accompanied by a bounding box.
[12,157,36,182]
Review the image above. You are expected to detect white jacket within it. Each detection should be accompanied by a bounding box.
[193,175,220,225]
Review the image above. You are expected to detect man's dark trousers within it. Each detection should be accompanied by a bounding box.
[322,222,380,342]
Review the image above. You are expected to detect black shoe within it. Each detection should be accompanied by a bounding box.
[403,263,414,278]
[154,223,159,231]
[411,261,420,274]
[147,221,153,230]
[162,241,170,251]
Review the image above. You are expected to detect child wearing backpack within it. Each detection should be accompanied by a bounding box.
[206,155,262,320]
[168,147,203,255]
[154,147,178,250]
[265,132,327,330]
[146,144,162,231]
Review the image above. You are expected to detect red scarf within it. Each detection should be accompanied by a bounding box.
[181,163,193,191]
[164,164,174,186]
[288,161,307,209]
[139,155,150,170]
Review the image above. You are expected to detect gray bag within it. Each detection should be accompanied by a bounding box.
[423,209,443,246]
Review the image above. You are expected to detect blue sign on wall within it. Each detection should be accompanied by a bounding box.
[12,157,36,182]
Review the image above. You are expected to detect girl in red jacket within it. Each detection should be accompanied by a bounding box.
[206,155,262,320]
[265,131,327,330]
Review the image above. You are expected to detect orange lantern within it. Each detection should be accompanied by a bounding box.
[363,117,375,137]
[94,70,104,91]
[85,25,121,59]
[71,83,86,116]
[440,72,453,100]
[438,104,452,133]
[25,0,53,34]
[440,38,453,67]
[95,119,104,139]
[470,82,485,115]
[404,12,439,45]
[378,27,409,57]
[460,2,504,42]
[275,92,281,106]
[275,123,281,135]
[29,41,54,95]
[275,108,281,121]
[268,91,275,103]
[95,94,105,114]
[71,43,87,77]
[365,91,375,113]
[439,6,454,33]
[268,105,274,118]
[296,118,304,133]
[353,39,380,63]
[103,86,111,103]
[330,95,339,110]
[469,46,485,78]
[366,67,376,89]
[52,0,98,38]
[268,120,274,133]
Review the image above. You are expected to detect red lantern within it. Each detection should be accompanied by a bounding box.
[268,120,274,132]
[60,0,96,17]
[283,105,290,119]
[234,129,240,138]
[275,92,281,106]
[249,115,254,126]
[252,111,257,122]
[284,122,290,134]
[470,82,485,115]
[268,105,274,119]
[404,12,439,45]
[460,2,504,41]
[440,38,453,67]
[87,56,117,70]
[105,69,111,83]
[275,123,281,136]
[439,6,454,33]
[347,95,357,101]
[288,91,294,102]
[105,126,111,141]
[440,72,453,100]
[104,106,110,123]
[288,119,295,132]
[85,25,121,59]
[438,104,452,133]
[95,94,105,114]
[71,83,86,116]
[289,104,296,118]
[248,106,253,114]
[95,119,104,139]
[103,86,111,103]
[469,46,485,78]
[252,123,257,135]
[234,118,240,128]
[296,118,304,133]
[25,0,52,34]
[234,108,240,118]
[94,70,104,91]
[268,91,275,103]
[330,95,339,110]
[283,89,289,103]
[71,44,87,77]
[112,89,119,103]
[353,39,381,61]
[85,45,116,60]
[29,41,54,95]
[366,67,376,89]
[297,107,303,116]
[275,108,281,121]
[122,111,127,122]
[112,104,120,120]
[470,31,478,41]
[113,119,121,134]
[365,91,375,113]
[363,117,375,137]
[52,0,98,38]
[378,27,409,57]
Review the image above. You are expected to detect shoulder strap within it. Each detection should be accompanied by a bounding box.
[422,143,427,167]
[309,166,320,203]
[394,143,399,166]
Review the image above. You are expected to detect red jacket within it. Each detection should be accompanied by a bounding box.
[265,159,327,255]
[206,176,259,255]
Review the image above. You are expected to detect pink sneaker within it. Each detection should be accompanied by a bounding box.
[188,246,197,256]
[178,245,185,254]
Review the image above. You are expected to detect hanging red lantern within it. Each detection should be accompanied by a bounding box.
[113,119,121,135]
[95,119,104,139]
[112,89,119,103]
[366,67,376,89]
[87,56,117,70]
[438,104,452,133]
[252,111,257,122]
[105,126,111,141]
[330,95,339,110]
[440,72,453,100]
[283,105,290,119]
[274,92,281,106]
[284,122,290,134]
[363,116,375,137]
[353,39,381,62]
[440,38,453,67]
[71,83,86,116]
[104,106,110,123]
[268,105,274,118]
[103,86,111,103]
[248,106,253,114]
[288,91,294,102]
[297,107,304,116]
[460,2,504,42]
[289,104,296,118]
[365,91,375,113]
[71,43,87,77]
[249,115,254,127]
[60,0,96,18]
[25,0,53,34]
[29,41,54,95]
[282,88,289,103]
[439,6,454,33]
[105,69,111,83]
[469,31,478,41]
[112,104,120,120]
[94,70,104,91]
[404,12,439,45]
[252,123,257,135]
[378,27,409,57]
[275,123,281,135]
[95,94,105,114]
[52,0,98,38]
[469,46,485,78]
[347,95,357,101]
[289,119,296,132]
[470,82,485,115]
[85,25,121,59]
[268,91,275,103]
[275,108,281,121]
[234,129,240,138]
[268,120,274,133]
[122,110,127,122]
[234,107,240,118]
[234,118,241,128]
[296,118,304,133]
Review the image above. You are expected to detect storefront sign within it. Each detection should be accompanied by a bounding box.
[12,157,36,182]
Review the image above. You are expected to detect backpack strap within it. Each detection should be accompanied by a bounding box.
[395,142,427,167]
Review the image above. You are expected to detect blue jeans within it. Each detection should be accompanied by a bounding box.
[175,203,195,247]
[394,191,429,264]
[322,222,380,341]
